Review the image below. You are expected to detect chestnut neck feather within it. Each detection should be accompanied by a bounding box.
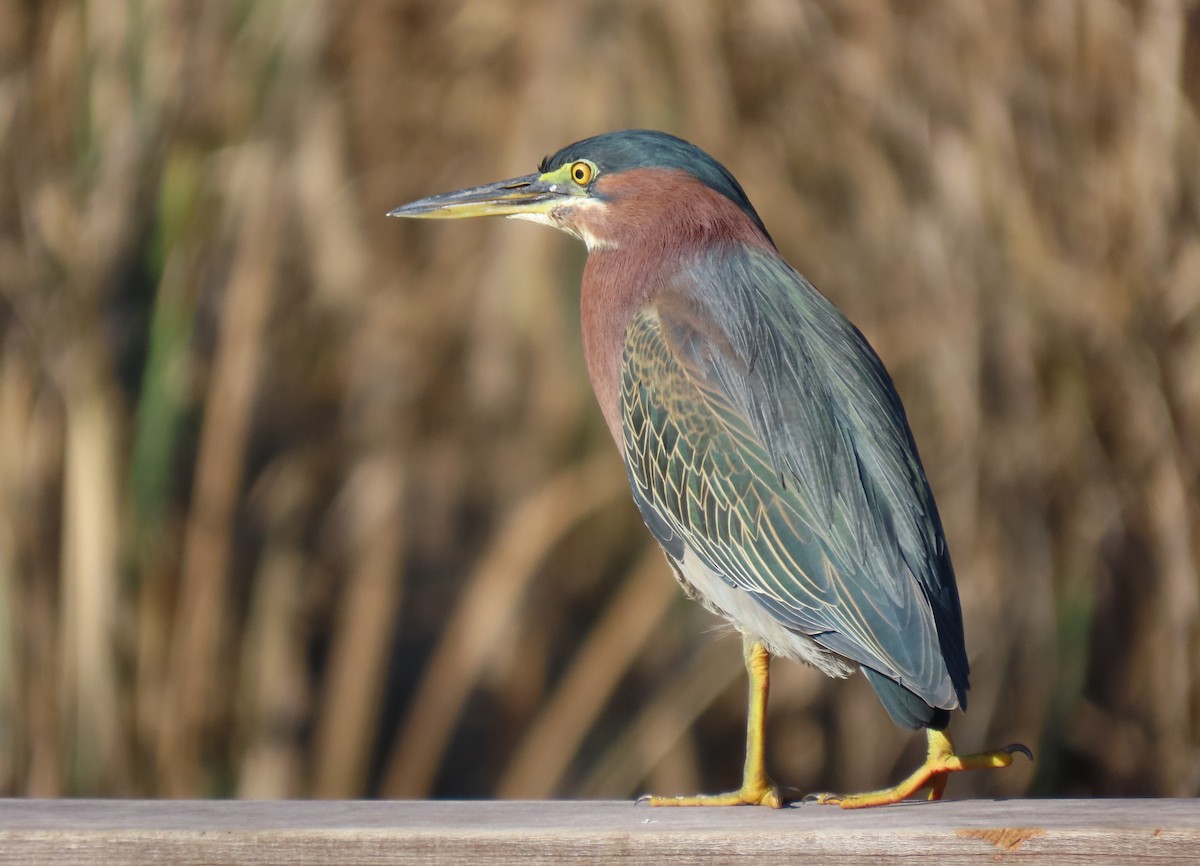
[574,168,776,444]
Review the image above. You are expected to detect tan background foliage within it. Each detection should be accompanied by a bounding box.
[0,0,1197,800]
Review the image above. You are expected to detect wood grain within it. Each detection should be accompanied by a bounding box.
[0,798,1196,865]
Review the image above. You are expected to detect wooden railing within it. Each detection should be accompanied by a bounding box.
[1,798,1197,864]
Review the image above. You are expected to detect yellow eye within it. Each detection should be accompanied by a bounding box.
[570,161,594,185]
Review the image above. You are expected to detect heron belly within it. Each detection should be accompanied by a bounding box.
[671,546,855,679]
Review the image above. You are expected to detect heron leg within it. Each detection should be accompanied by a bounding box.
[645,636,781,807]
[808,728,1031,809]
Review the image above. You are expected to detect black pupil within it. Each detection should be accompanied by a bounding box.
[575,167,585,181]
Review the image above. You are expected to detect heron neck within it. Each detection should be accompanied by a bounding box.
[578,181,772,446]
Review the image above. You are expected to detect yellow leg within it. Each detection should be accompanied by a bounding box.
[809,728,1032,809]
[645,637,781,807]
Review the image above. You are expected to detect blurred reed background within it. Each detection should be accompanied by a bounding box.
[0,0,1198,801]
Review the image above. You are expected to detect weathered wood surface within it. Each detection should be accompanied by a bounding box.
[0,798,1196,865]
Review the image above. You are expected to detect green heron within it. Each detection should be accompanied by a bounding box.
[390,130,1030,808]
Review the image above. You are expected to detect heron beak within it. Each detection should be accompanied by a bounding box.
[387,172,578,220]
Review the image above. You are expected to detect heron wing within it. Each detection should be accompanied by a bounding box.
[620,245,967,710]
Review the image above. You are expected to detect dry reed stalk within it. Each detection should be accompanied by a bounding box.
[59,368,123,791]
[234,523,309,799]
[312,454,407,797]
[160,145,282,794]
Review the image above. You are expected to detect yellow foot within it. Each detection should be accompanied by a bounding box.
[641,781,782,808]
[807,730,1032,809]
[641,639,784,808]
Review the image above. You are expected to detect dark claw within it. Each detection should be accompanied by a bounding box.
[1004,743,1034,761]
[779,786,803,804]
[635,794,652,806]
